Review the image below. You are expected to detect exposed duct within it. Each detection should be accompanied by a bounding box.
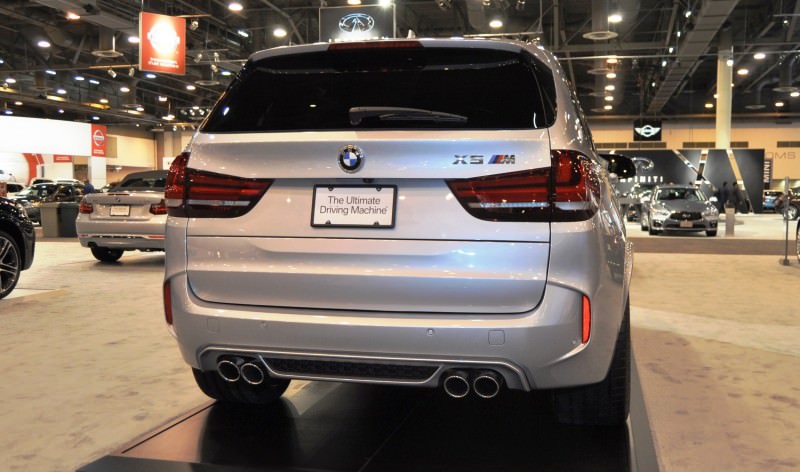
[91,27,123,59]
[773,54,799,93]
[583,0,617,41]
[646,0,742,114]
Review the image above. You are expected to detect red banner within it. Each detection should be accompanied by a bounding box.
[91,124,107,157]
[54,154,73,163]
[139,12,186,75]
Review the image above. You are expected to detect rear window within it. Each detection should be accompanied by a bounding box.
[119,172,167,190]
[202,44,556,132]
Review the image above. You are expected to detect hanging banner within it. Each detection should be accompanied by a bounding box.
[139,11,186,75]
[319,5,396,42]
[91,124,107,157]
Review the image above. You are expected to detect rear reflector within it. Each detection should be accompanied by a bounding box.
[163,280,173,326]
[446,149,600,222]
[582,295,591,344]
[79,201,93,214]
[165,151,273,218]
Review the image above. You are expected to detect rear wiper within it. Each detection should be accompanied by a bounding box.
[349,106,468,126]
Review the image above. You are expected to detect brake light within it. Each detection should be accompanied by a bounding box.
[163,280,173,326]
[79,200,93,214]
[446,149,600,222]
[149,199,167,215]
[328,40,422,51]
[165,151,273,218]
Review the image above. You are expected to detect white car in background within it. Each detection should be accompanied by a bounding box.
[76,170,168,262]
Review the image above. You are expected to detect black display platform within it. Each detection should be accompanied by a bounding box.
[79,356,657,472]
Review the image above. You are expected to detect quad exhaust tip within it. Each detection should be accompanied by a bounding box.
[217,357,244,383]
[472,370,503,399]
[240,361,266,385]
[442,370,471,398]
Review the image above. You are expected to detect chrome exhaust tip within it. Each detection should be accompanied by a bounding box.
[473,370,503,399]
[217,357,244,383]
[443,370,470,398]
[240,361,266,385]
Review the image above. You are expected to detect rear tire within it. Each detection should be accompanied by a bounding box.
[788,205,799,221]
[0,231,22,300]
[640,214,648,231]
[90,246,123,262]
[192,368,290,405]
[706,230,717,237]
[551,300,631,426]
[648,225,659,235]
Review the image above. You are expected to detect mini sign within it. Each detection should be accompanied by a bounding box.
[633,119,662,141]
[139,11,186,75]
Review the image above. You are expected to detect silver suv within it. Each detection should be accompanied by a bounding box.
[164,39,634,425]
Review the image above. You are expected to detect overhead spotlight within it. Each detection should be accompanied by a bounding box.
[606,56,618,64]
[605,84,615,91]
[608,13,622,24]
[754,52,766,60]
[129,67,135,77]
[603,104,612,110]
[13,100,22,106]
[89,79,100,85]
[186,84,196,91]
[668,47,674,54]
[194,52,203,63]
[606,72,617,79]
[145,73,156,79]
[791,91,800,98]
[127,36,140,44]
[120,86,130,93]
[220,69,232,76]
[737,68,749,76]
[237,29,249,38]
[684,10,692,18]
[726,58,734,67]
[515,0,525,12]
[273,27,287,38]
[158,96,168,102]
[775,101,785,107]
[489,19,503,29]
[704,102,713,109]
[436,0,453,10]
[107,68,117,78]
[99,98,109,104]
[189,19,200,31]
[347,0,361,4]
[66,12,80,20]
[37,40,51,48]
[5,77,17,84]
[210,64,219,73]
[45,69,56,75]
[378,0,392,6]
[604,95,614,101]
[74,75,85,81]
[213,52,220,62]
[228,2,244,12]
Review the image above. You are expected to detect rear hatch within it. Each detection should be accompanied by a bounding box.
[180,40,558,314]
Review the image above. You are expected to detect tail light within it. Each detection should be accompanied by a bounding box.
[446,149,600,222]
[165,151,273,218]
[149,199,167,215]
[79,200,93,214]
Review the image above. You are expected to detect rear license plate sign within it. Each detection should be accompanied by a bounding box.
[312,185,396,228]
[110,205,130,216]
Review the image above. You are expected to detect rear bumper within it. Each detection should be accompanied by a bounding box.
[77,219,165,250]
[168,270,620,391]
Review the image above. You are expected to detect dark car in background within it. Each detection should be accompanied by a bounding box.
[775,188,799,220]
[0,197,36,299]
[621,183,656,222]
[763,190,783,212]
[12,183,84,224]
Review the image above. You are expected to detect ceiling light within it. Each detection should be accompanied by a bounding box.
[220,70,231,76]
[606,56,618,64]
[58,108,64,114]
[662,60,668,67]
[379,0,393,6]
[726,58,734,67]
[136,106,144,112]
[37,40,51,48]
[158,96,168,102]
[228,2,244,11]
[776,101,785,107]
[489,19,503,29]
[13,101,22,106]
[89,79,100,85]
[273,27,287,38]
[129,67,135,77]
[737,68,749,76]
[194,52,203,63]
[791,91,800,98]
[107,68,117,78]
[668,47,674,54]
[704,102,713,109]
[605,84,615,91]
[754,52,766,60]
[56,88,66,94]
[74,75,84,81]
[164,114,175,121]
[92,116,100,121]
[608,13,622,23]
[189,20,200,31]
[347,0,362,4]
[120,86,130,93]
[237,29,249,38]
[99,98,109,104]
[3,109,12,115]
[186,84,196,91]
[684,10,692,18]
[66,12,80,20]
[45,69,56,75]
[145,73,156,79]
[606,72,617,79]
[604,95,614,101]
[603,104,613,110]
[5,77,16,84]
[127,36,140,44]
[651,81,656,87]
[713,93,718,99]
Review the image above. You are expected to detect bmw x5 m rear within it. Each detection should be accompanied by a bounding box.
[164,39,633,425]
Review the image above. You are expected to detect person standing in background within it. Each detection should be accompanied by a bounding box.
[719,181,729,212]
[83,180,95,194]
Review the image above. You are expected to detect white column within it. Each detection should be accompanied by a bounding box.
[715,28,733,149]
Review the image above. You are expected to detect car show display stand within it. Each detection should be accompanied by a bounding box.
[79,355,657,472]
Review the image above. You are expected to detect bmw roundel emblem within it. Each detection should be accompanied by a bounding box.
[338,145,365,173]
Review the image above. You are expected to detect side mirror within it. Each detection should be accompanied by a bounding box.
[599,153,637,179]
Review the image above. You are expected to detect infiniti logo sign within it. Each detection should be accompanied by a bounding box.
[338,13,375,33]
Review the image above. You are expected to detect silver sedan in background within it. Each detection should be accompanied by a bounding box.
[641,184,719,236]
[76,170,168,262]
